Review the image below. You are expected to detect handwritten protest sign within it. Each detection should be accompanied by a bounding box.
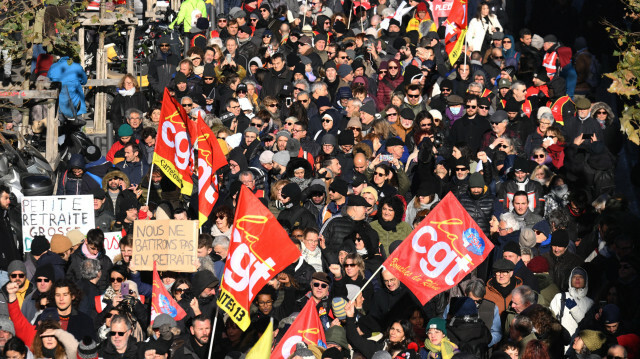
[103,232,122,261]
[21,195,95,252]
[131,220,198,272]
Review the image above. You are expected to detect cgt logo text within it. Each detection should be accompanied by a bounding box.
[411,225,484,286]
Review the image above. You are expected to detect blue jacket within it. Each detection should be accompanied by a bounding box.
[116,160,150,186]
[48,57,88,118]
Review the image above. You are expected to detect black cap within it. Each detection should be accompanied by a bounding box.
[91,187,106,200]
[351,173,367,187]
[503,241,521,256]
[347,195,372,207]
[400,108,415,120]
[550,229,570,247]
[338,131,355,146]
[239,25,252,34]
[512,157,529,173]
[386,137,404,148]
[329,179,348,197]
[174,72,188,84]
[493,258,515,272]
[30,235,50,256]
[203,63,216,77]
[416,182,437,197]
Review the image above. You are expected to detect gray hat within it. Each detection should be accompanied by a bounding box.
[493,258,515,272]
[276,130,292,140]
[492,32,504,40]
[468,172,485,188]
[244,126,260,136]
[337,64,354,78]
[229,7,246,18]
[372,351,392,359]
[273,151,290,167]
[0,315,14,334]
[325,325,348,350]
[152,314,177,329]
[8,260,26,275]
[321,134,337,147]
[292,343,315,359]
[259,150,274,164]
[490,110,509,123]
[360,101,376,116]
[519,228,537,249]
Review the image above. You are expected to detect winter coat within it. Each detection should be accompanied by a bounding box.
[321,215,374,260]
[484,276,523,315]
[169,0,207,32]
[404,194,439,226]
[447,316,492,359]
[48,57,87,119]
[148,50,180,96]
[370,220,413,256]
[564,116,604,144]
[376,72,404,112]
[497,178,545,215]
[261,67,293,99]
[66,247,114,292]
[0,209,21,271]
[449,115,492,153]
[549,267,593,336]
[95,201,115,231]
[36,251,67,280]
[99,336,139,359]
[457,188,494,236]
[543,251,584,292]
[466,15,502,52]
[0,281,34,317]
[115,160,150,186]
[109,91,149,133]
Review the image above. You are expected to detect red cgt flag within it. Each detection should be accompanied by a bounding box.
[382,192,493,305]
[151,261,187,322]
[217,186,301,331]
[153,88,195,196]
[271,298,326,359]
[196,114,227,227]
[443,0,468,65]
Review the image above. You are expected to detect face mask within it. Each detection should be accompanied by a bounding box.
[450,107,461,115]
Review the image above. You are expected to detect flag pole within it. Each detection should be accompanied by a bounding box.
[347,0,354,29]
[207,306,220,359]
[349,265,384,304]
[145,162,155,207]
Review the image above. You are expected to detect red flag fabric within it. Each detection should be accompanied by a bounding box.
[443,0,468,64]
[153,88,195,196]
[151,261,187,322]
[271,299,326,359]
[196,114,227,226]
[217,186,301,330]
[382,192,494,305]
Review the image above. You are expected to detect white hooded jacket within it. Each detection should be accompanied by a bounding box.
[549,267,593,336]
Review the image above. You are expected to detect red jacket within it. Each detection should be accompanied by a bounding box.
[9,300,36,349]
[375,73,404,112]
[547,142,565,169]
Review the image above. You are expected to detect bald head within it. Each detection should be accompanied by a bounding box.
[353,153,367,173]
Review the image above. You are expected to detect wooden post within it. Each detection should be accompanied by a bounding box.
[20,109,29,137]
[94,31,107,133]
[79,27,85,69]
[45,99,58,166]
[127,26,135,75]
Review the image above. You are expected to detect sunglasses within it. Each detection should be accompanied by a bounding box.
[285,121,296,126]
[322,119,332,123]
[260,8,269,12]
[503,40,511,43]
[493,56,505,59]
[408,94,420,98]
[218,19,227,22]
[387,112,398,116]
[375,172,386,176]
[340,56,348,59]
[388,66,398,69]
[498,144,510,149]
[204,77,214,80]
[251,122,263,127]
[174,288,189,294]
[312,282,329,288]
[596,110,607,115]
[533,154,545,158]
[441,88,452,92]
[36,278,51,283]
[216,215,226,220]
[268,104,279,108]
[182,103,194,107]
[466,105,477,109]
[109,331,128,337]
[344,263,357,268]
[159,44,170,48]
[348,127,361,131]
[455,167,468,172]
[110,277,124,283]
[10,273,25,279]
[479,105,489,110]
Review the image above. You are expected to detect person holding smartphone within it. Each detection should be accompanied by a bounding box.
[564,97,603,147]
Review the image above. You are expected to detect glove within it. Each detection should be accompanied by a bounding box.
[565,298,577,309]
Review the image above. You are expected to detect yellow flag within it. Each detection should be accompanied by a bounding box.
[246,320,273,359]
[448,29,468,65]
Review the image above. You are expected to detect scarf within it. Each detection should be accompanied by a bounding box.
[424,337,457,359]
[16,280,30,307]
[82,242,99,259]
[117,87,136,96]
[378,218,399,232]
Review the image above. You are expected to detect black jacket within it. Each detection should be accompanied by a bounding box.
[449,114,491,153]
[148,50,180,97]
[447,316,492,359]
[66,248,114,292]
[0,208,20,271]
[99,336,138,359]
[457,187,494,236]
[320,215,371,260]
[261,67,293,99]
[109,92,149,133]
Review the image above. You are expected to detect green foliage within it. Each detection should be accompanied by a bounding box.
[605,0,640,144]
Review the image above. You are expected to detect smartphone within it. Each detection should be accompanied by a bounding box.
[225,54,232,63]
[582,133,594,138]
[121,281,130,296]
[268,44,274,56]
[380,154,393,162]
[285,97,293,107]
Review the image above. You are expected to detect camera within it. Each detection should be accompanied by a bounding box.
[432,132,445,149]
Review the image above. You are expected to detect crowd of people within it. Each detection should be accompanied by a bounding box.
[0,0,637,358]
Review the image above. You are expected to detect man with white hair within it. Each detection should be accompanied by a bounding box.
[495,212,522,260]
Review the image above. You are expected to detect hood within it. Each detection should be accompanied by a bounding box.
[503,35,517,59]
[102,170,130,190]
[285,157,314,179]
[568,266,589,299]
[591,102,615,121]
[548,77,567,98]
[68,154,86,170]
[228,148,249,172]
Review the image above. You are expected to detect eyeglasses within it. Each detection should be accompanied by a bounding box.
[455,167,468,172]
[503,40,511,43]
[257,300,274,306]
[348,127,361,132]
[312,282,329,288]
[216,214,227,220]
[260,8,269,12]
[110,277,124,283]
[596,110,607,115]
[109,331,128,337]
[182,103,193,107]
[375,172,386,176]
[218,19,227,22]
[344,263,357,268]
[267,104,278,108]
[300,99,310,103]
[408,94,420,98]
[36,278,51,283]
[388,66,398,69]
[322,119,332,123]
[539,121,552,126]
[251,122,263,127]
[159,44,170,48]
[174,287,189,294]
[466,105,477,109]
[479,105,489,110]
[10,273,25,279]
[204,77,214,81]
[498,144,510,149]
[533,154,545,159]
[387,112,397,117]
[441,88,452,92]
[251,18,258,21]
[237,89,247,94]
[493,56,505,59]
